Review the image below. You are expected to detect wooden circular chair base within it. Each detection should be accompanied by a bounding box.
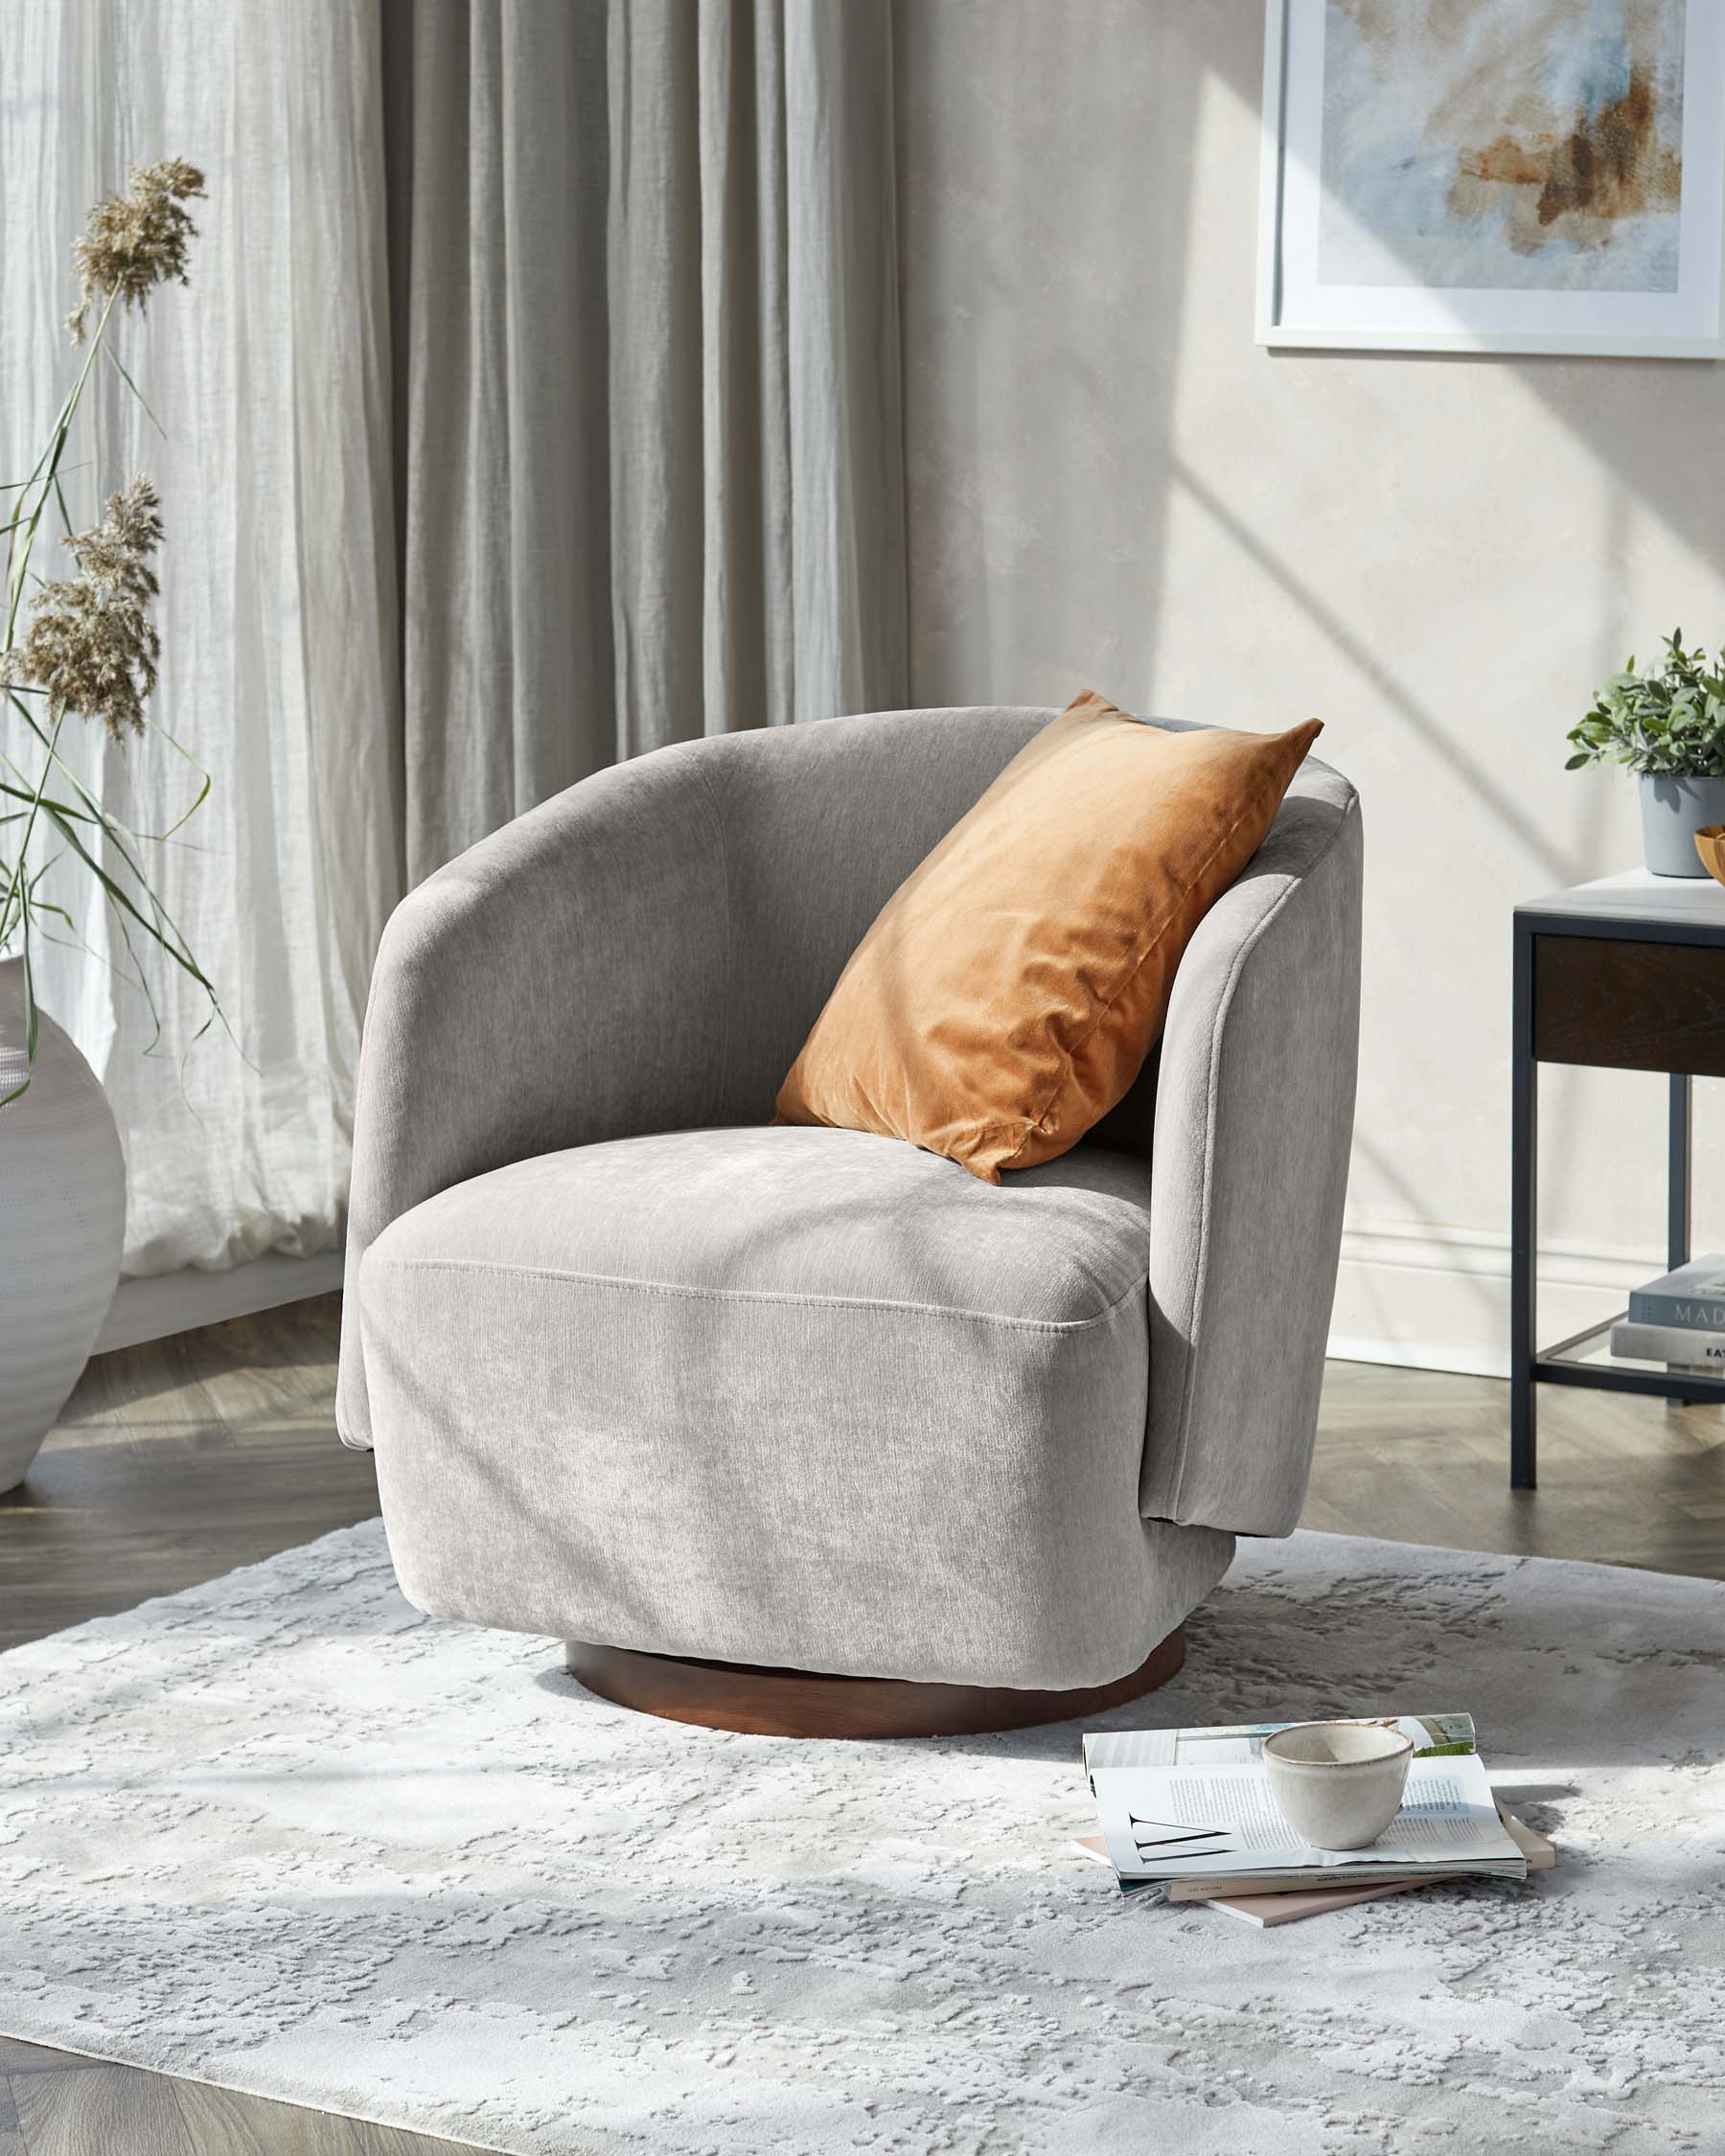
[564,1624,1185,1738]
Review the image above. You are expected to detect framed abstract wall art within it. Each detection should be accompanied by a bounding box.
[1256,0,1725,356]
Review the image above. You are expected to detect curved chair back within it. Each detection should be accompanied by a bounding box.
[688,704,1045,1129]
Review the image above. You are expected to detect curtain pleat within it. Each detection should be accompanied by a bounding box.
[700,2,794,737]
[608,0,706,765]
[392,0,908,874]
[386,0,618,877]
[785,0,908,723]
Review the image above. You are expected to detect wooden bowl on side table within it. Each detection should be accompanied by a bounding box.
[1695,826,1725,887]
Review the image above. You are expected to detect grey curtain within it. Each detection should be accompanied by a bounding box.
[382,0,908,883]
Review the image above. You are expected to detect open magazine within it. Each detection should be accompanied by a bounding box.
[1087,1712,1478,1771]
[1085,1713,1527,1896]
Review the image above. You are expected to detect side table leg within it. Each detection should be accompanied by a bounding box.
[1668,1073,1692,1270]
[1510,926,1537,1489]
[1667,1072,1692,1409]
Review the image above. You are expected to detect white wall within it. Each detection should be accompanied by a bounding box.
[895,0,1725,1376]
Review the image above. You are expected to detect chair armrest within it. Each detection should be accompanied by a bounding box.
[1140,778,1363,1536]
[336,745,729,1447]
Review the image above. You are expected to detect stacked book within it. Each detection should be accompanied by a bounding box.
[1612,1255,1725,1370]
[1078,1712,1553,1928]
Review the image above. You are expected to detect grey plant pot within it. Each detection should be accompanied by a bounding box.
[1638,772,1725,878]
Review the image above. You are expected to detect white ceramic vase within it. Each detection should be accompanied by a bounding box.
[0,956,126,1490]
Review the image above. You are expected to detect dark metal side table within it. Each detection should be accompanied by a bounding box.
[1513,870,1725,1490]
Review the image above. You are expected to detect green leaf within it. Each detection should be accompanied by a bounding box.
[1578,628,1725,778]
[138,715,211,840]
[13,883,37,1079]
[7,693,203,968]
[40,802,217,995]
[0,778,98,823]
[104,343,167,439]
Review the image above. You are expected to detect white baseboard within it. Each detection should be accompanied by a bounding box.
[1326,1222,1655,1380]
[94,1250,346,1357]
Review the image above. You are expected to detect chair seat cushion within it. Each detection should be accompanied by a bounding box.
[358,1125,1232,1686]
[370,1123,1155,1324]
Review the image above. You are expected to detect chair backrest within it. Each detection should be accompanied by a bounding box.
[680,704,1346,1161]
[687,703,1039,1117]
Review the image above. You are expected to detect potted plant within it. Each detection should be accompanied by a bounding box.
[0,159,222,1492]
[1566,631,1725,878]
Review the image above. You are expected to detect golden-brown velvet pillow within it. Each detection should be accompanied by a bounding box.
[774,692,1322,1183]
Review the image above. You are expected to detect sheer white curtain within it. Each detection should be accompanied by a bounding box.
[1,0,903,1278]
[0,1,402,1274]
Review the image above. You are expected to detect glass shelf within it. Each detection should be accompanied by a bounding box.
[1535,1315,1725,1398]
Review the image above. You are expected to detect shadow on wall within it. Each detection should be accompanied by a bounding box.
[893,0,1725,1273]
[1183,9,1715,1258]
[898,1,1647,886]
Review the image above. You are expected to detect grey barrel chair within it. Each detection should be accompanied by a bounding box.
[336,707,1362,1735]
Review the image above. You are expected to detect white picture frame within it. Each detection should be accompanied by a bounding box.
[1256,0,1725,358]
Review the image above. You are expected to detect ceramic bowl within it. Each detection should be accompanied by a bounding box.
[1261,1720,1414,1850]
[1694,825,1725,887]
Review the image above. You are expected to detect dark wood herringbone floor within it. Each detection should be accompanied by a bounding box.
[2,1293,1721,2151]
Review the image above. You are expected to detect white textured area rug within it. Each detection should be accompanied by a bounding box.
[1,1525,1722,2156]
